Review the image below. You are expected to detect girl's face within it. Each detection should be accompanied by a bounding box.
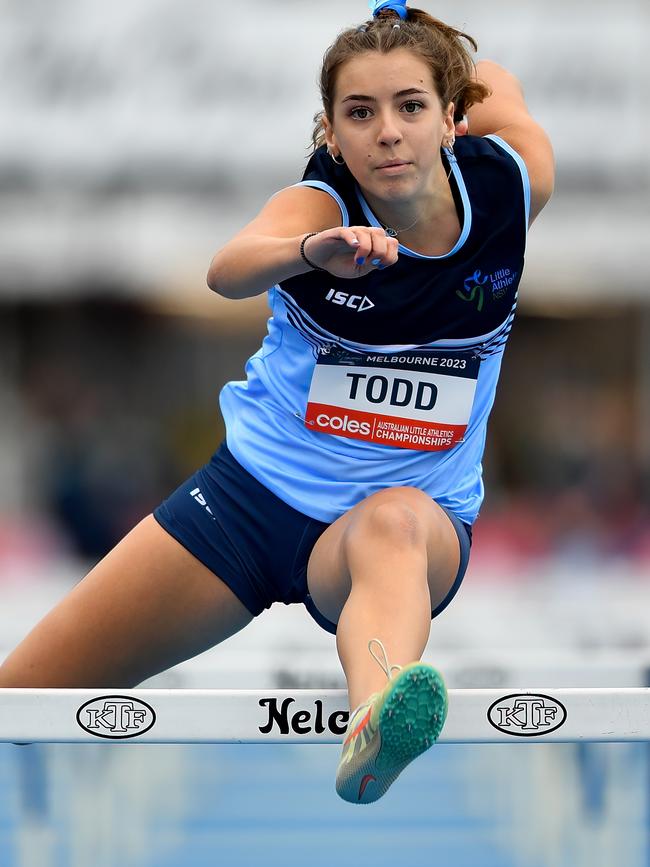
[323,48,454,205]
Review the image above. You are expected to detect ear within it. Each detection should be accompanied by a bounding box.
[442,101,455,140]
[322,115,337,150]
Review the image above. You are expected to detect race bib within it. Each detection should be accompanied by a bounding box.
[304,347,480,451]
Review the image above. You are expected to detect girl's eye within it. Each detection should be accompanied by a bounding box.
[349,101,423,120]
[402,101,423,114]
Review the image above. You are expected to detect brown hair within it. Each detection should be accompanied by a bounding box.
[310,7,490,152]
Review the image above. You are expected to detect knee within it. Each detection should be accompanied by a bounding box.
[346,494,426,552]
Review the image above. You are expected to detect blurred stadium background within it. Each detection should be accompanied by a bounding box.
[1,0,649,865]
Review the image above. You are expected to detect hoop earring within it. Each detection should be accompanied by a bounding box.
[328,149,345,166]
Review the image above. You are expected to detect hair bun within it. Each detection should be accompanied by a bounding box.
[369,1,409,21]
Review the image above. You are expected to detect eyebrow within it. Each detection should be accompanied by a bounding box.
[341,87,429,103]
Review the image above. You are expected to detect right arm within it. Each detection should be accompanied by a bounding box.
[467,61,555,226]
[207,186,398,299]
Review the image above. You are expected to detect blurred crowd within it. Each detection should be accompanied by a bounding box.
[1,300,648,577]
[1,0,648,579]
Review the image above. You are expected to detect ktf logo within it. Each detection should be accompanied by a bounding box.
[487,693,567,737]
[76,696,156,739]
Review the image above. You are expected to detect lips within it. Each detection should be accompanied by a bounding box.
[376,161,411,176]
[377,160,410,169]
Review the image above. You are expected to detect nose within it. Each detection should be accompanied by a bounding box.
[376,111,402,148]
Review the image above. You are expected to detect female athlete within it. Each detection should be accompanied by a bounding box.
[0,1,554,804]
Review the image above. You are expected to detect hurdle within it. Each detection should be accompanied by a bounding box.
[1,688,650,744]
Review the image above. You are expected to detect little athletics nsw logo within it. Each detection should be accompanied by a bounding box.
[487,693,567,737]
[457,268,518,311]
[77,695,157,739]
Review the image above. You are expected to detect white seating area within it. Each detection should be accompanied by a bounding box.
[1,0,647,300]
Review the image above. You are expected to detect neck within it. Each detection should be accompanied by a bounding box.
[363,155,455,238]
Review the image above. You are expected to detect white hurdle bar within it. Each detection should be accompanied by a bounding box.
[2,688,650,744]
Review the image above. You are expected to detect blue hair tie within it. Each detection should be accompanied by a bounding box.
[368,0,408,20]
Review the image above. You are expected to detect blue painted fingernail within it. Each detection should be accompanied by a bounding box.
[357,257,365,265]
[378,264,386,270]
[371,258,381,265]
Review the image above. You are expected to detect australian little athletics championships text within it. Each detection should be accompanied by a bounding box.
[308,411,463,451]
[376,420,455,448]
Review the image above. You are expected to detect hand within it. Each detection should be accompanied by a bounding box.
[303,226,399,279]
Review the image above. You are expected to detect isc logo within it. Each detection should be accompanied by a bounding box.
[190,487,215,522]
[325,289,375,312]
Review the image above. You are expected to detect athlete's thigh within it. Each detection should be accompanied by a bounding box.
[0,515,254,688]
[306,487,460,624]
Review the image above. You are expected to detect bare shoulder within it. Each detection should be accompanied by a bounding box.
[233,184,343,240]
[492,119,555,226]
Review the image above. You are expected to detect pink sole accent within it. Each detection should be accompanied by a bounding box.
[358,774,376,801]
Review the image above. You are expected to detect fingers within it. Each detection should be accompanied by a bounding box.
[351,227,399,270]
[305,225,399,276]
[339,228,361,250]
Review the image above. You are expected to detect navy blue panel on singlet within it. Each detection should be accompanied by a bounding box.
[279,137,527,346]
[219,135,530,525]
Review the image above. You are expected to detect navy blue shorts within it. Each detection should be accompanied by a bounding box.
[153,441,472,635]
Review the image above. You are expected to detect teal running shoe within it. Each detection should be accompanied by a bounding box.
[335,638,448,804]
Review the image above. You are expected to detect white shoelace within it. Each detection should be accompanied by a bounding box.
[368,638,403,680]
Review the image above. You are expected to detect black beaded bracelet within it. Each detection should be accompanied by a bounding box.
[299,232,325,271]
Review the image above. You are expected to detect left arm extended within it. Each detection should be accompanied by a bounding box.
[466,61,555,225]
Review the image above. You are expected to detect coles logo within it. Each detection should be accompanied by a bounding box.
[487,693,567,737]
[76,695,156,740]
[316,413,371,435]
